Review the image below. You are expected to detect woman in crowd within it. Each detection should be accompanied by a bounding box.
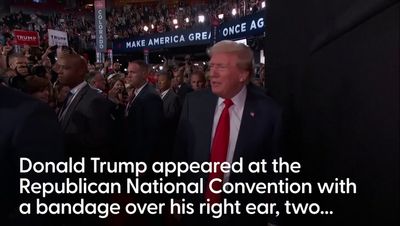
[108,77,128,106]
[23,75,51,103]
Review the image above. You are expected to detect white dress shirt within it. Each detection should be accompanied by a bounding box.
[211,85,247,183]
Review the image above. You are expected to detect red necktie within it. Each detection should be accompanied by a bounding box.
[205,99,234,203]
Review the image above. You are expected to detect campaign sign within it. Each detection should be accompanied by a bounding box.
[113,26,212,53]
[48,29,68,46]
[95,0,107,52]
[217,9,265,41]
[13,30,40,46]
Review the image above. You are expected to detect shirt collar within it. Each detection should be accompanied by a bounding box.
[161,88,169,98]
[135,82,147,96]
[70,81,87,95]
[217,85,247,108]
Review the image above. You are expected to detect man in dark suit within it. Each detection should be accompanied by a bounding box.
[124,60,164,163]
[57,54,118,226]
[174,40,282,226]
[173,66,193,103]
[0,84,64,226]
[57,54,117,159]
[158,70,181,160]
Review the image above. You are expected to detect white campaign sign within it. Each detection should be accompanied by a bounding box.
[48,29,68,46]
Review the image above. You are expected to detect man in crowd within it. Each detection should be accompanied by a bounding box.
[87,70,107,93]
[190,70,206,91]
[174,40,282,226]
[57,53,117,159]
[173,66,192,103]
[0,84,64,226]
[8,53,29,77]
[124,60,164,162]
[157,70,181,160]
[112,61,122,73]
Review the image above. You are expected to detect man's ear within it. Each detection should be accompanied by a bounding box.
[239,71,250,82]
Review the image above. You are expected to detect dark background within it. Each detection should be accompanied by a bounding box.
[265,0,399,225]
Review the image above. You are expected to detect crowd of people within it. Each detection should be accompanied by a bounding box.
[1,0,266,51]
[0,41,265,112]
[108,0,265,40]
[1,39,275,226]
[1,2,268,226]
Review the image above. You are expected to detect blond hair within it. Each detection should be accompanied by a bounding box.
[209,40,254,77]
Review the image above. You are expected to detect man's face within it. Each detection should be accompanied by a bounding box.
[173,70,184,85]
[58,86,70,103]
[126,63,145,89]
[95,63,103,71]
[113,62,120,71]
[57,57,83,87]
[209,53,248,99]
[157,75,170,92]
[190,74,205,91]
[11,57,29,76]
[93,73,106,91]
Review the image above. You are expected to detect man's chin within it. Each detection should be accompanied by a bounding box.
[211,88,222,97]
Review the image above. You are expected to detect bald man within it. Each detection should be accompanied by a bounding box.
[57,54,117,159]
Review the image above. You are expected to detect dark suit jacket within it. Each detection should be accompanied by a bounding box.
[125,83,164,162]
[175,82,193,104]
[161,89,181,160]
[60,83,117,159]
[0,85,64,226]
[174,84,282,225]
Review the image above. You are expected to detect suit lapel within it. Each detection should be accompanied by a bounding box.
[61,84,89,130]
[233,85,257,162]
[163,89,172,103]
[131,83,149,106]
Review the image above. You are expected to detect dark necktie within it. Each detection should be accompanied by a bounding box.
[124,91,136,117]
[205,99,234,203]
[58,91,73,121]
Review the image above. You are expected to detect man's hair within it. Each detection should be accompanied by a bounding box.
[190,70,206,82]
[8,53,26,66]
[60,53,88,75]
[209,40,254,77]
[86,71,101,83]
[157,70,173,81]
[129,60,149,75]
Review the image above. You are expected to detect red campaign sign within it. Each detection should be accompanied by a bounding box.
[13,30,40,46]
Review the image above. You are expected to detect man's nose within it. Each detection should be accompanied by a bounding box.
[210,69,218,78]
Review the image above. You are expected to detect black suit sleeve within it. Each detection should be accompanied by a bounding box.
[65,96,115,157]
[14,102,64,162]
[142,95,164,158]
[86,97,114,148]
[165,95,181,121]
[11,101,64,226]
[173,95,190,163]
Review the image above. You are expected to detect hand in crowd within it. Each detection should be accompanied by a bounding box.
[1,45,12,56]
[108,83,127,106]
